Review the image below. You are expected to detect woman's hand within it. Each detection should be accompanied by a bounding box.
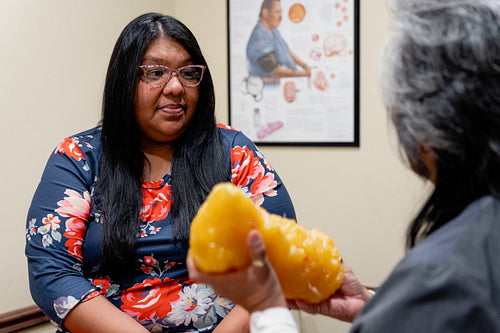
[187,229,372,323]
[288,263,372,323]
[187,229,287,313]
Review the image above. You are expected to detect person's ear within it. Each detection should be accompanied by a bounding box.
[418,146,438,184]
[261,8,270,20]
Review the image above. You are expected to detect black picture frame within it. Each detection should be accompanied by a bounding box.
[228,0,360,146]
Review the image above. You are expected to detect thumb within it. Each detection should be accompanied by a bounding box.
[247,229,267,264]
[246,228,288,311]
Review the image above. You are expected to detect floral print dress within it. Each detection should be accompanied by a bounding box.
[25,124,296,332]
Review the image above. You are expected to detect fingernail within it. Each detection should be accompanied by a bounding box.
[248,231,261,246]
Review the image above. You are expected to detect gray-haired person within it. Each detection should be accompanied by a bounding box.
[188,0,500,332]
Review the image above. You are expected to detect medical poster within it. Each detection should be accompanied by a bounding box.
[228,0,359,146]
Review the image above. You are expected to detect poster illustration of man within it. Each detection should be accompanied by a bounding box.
[246,0,311,80]
[230,0,358,145]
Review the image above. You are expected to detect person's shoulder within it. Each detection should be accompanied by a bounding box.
[379,196,500,307]
[249,21,269,39]
[54,126,102,158]
[272,27,283,37]
[253,21,265,33]
[354,253,498,332]
[216,122,245,139]
[67,127,102,148]
[216,123,256,147]
[403,195,500,267]
[69,127,102,141]
[216,122,240,133]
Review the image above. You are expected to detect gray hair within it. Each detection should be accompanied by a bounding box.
[381,0,500,248]
[382,0,500,178]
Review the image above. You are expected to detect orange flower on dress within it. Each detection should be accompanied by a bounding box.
[55,137,85,161]
[121,277,182,321]
[141,184,171,222]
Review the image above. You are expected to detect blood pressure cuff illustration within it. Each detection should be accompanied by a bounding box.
[257,52,278,72]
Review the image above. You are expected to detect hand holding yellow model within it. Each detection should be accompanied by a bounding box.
[189,182,344,303]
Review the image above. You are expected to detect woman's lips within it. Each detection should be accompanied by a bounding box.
[158,104,184,115]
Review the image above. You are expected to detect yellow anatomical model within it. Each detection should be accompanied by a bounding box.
[189,182,344,303]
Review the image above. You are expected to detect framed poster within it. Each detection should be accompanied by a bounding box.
[228,0,359,146]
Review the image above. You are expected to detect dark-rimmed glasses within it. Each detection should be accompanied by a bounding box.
[139,64,206,88]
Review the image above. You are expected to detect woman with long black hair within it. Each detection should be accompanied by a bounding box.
[26,12,295,332]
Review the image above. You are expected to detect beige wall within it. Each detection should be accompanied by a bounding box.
[1,0,427,332]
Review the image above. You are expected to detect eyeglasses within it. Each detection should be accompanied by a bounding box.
[139,64,206,88]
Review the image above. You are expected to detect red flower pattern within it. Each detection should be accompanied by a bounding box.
[141,182,171,222]
[55,137,85,161]
[140,266,154,274]
[56,190,90,260]
[144,256,156,265]
[231,146,264,186]
[63,219,86,259]
[84,278,113,301]
[230,146,278,203]
[121,277,182,321]
[92,278,112,292]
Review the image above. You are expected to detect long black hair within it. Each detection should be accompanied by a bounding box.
[93,13,229,278]
[382,1,500,249]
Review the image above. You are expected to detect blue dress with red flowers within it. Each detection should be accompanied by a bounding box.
[25,124,296,332]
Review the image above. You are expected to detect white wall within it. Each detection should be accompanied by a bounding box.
[1,1,428,332]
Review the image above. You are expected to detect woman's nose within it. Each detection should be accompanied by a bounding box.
[162,73,184,95]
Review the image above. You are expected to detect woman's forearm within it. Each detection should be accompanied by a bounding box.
[64,295,149,333]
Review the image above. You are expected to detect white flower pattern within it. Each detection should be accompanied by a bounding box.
[167,284,213,326]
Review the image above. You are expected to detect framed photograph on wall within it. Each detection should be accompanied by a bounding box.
[228,0,359,146]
